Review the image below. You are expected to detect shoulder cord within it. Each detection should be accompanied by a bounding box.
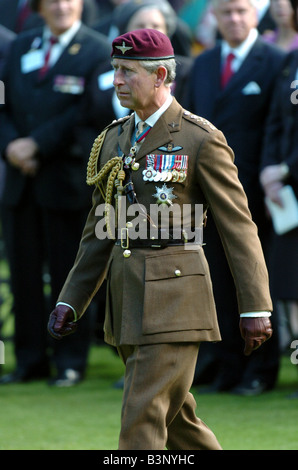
[86,123,157,238]
[86,127,125,240]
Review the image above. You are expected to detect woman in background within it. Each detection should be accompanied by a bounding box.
[263,0,298,50]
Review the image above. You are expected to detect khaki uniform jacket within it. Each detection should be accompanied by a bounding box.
[58,98,272,346]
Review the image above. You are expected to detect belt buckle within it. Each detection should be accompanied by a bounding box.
[120,227,129,249]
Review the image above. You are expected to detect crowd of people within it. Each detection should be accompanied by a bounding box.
[0,0,297,403]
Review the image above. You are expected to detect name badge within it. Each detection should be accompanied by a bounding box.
[21,50,44,74]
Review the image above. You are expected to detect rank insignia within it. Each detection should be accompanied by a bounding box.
[153,184,177,206]
[143,154,188,183]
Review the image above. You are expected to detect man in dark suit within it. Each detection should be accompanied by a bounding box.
[0,25,15,200]
[183,0,285,395]
[0,25,16,74]
[0,0,110,385]
[0,0,100,33]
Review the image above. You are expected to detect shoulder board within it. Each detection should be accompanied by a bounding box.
[104,114,132,132]
[182,110,217,133]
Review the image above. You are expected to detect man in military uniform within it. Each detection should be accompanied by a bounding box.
[48,29,273,449]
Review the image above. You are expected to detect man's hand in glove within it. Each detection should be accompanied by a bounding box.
[239,317,273,356]
[48,305,77,340]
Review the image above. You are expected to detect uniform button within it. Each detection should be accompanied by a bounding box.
[132,162,139,170]
[123,250,131,258]
[175,269,181,277]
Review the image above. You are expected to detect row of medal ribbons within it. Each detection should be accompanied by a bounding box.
[142,154,188,183]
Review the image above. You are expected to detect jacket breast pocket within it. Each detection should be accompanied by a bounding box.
[142,250,215,335]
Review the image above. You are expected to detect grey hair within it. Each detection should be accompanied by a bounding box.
[211,0,259,9]
[114,0,178,37]
[139,58,176,86]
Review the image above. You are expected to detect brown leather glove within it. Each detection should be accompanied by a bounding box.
[239,317,273,356]
[48,305,77,340]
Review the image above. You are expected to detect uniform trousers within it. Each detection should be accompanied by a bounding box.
[117,342,222,450]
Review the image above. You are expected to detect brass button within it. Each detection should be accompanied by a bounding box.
[123,250,131,258]
[175,269,181,277]
[132,162,140,171]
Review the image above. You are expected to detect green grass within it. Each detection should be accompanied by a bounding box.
[0,340,297,450]
[0,342,125,450]
[1,255,298,450]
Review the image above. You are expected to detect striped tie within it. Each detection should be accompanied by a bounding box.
[135,121,151,144]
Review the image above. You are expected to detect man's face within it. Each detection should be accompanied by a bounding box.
[39,0,83,35]
[112,58,159,115]
[213,0,258,47]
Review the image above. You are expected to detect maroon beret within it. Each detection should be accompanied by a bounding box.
[111,29,175,60]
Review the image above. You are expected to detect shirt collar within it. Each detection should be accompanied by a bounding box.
[43,20,81,47]
[222,28,258,62]
[135,93,173,128]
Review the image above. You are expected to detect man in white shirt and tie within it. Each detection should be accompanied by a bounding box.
[183,0,286,396]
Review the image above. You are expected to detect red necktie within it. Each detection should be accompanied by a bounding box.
[39,36,58,78]
[221,52,235,88]
[16,1,31,33]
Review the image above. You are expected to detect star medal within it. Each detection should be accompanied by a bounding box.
[153,183,177,207]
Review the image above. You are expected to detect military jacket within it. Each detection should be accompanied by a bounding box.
[58,98,272,346]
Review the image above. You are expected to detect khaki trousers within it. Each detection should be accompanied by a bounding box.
[117,342,222,450]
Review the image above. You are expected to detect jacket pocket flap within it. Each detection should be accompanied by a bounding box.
[145,251,206,281]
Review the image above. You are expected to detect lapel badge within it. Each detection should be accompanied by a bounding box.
[68,43,81,55]
[153,183,177,207]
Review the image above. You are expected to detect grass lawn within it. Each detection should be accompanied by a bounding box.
[1,254,298,451]
[0,339,297,450]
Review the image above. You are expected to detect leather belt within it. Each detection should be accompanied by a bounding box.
[115,238,192,249]
[115,228,199,249]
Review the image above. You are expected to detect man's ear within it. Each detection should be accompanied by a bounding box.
[155,66,167,87]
